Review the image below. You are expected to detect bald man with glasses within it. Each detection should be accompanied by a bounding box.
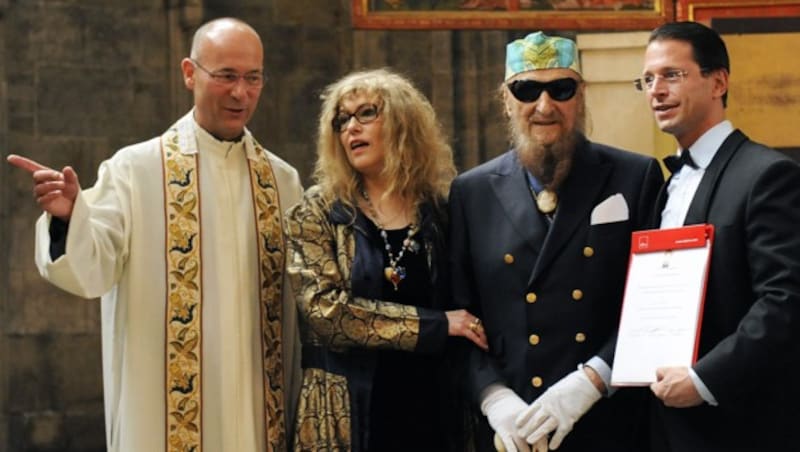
[8,17,302,452]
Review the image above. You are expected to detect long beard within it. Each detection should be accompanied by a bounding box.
[510,105,585,189]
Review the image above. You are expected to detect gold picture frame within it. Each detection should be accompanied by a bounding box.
[677,0,800,22]
[352,0,674,30]
[676,0,800,153]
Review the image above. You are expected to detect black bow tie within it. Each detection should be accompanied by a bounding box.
[663,149,698,174]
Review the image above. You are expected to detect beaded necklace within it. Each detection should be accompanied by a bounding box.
[360,189,419,291]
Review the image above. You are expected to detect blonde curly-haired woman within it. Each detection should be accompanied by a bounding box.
[285,68,486,452]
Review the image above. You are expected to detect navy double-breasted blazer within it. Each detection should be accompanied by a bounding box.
[449,136,663,451]
[650,130,800,452]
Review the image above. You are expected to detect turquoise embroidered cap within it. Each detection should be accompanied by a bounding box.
[505,31,581,80]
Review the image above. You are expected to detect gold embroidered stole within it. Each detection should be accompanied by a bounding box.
[248,142,288,452]
[161,125,286,451]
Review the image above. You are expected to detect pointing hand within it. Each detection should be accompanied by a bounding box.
[7,154,81,221]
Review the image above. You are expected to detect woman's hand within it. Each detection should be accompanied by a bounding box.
[446,309,489,351]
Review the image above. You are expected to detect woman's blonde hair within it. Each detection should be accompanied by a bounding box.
[313,68,456,209]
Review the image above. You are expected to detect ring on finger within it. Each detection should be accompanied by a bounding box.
[469,318,481,331]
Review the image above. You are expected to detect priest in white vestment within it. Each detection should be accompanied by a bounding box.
[8,18,302,452]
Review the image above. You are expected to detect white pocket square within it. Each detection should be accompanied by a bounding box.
[590,193,629,225]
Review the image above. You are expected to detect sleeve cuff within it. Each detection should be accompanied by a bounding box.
[479,383,513,415]
[689,367,718,406]
[48,217,69,260]
[414,307,448,354]
[585,356,616,396]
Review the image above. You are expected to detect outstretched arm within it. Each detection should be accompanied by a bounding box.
[12,152,131,299]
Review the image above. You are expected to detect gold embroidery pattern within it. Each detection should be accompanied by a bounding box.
[293,368,351,451]
[250,145,287,452]
[162,128,203,452]
[285,187,422,352]
[285,187,426,450]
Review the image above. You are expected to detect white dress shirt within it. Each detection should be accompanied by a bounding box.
[660,120,734,228]
[659,119,734,406]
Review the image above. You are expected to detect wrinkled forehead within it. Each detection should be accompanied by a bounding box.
[506,67,582,83]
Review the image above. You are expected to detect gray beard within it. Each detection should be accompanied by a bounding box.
[510,119,578,189]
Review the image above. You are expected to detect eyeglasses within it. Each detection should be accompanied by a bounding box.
[190,58,265,88]
[633,68,708,91]
[507,78,580,103]
[331,104,381,132]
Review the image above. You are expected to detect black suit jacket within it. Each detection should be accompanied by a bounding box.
[650,130,800,452]
[449,137,663,452]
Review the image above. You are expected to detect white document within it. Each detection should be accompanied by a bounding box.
[611,242,711,386]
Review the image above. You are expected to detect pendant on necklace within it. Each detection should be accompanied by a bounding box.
[384,265,406,291]
[536,189,558,214]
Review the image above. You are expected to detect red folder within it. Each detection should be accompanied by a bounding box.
[611,224,714,386]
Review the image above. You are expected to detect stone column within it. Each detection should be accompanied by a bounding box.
[166,0,204,121]
[0,0,9,447]
[431,30,455,145]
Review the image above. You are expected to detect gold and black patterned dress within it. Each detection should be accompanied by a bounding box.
[285,186,472,452]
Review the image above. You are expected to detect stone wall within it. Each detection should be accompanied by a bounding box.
[2,2,172,450]
[1,1,9,450]
[5,2,797,451]
[0,1,538,450]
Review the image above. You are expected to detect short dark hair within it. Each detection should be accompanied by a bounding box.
[649,21,730,107]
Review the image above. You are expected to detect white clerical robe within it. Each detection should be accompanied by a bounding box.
[34,111,303,452]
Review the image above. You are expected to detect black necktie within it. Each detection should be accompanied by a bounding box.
[663,149,698,174]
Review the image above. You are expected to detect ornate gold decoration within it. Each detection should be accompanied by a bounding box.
[162,128,203,451]
[248,143,287,452]
[161,127,286,452]
[293,368,351,451]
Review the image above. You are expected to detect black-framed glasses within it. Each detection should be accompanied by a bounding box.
[507,78,580,103]
[190,58,266,88]
[332,104,381,132]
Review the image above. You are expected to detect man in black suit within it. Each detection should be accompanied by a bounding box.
[641,21,800,451]
[448,31,663,452]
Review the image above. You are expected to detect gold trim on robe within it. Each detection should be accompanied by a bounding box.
[161,125,286,452]
[249,145,287,452]
[162,129,204,451]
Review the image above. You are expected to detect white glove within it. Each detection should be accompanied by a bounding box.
[515,368,602,450]
[481,385,532,452]
[495,433,548,452]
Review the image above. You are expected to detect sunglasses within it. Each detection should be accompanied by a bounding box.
[507,78,580,103]
[332,104,380,133]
